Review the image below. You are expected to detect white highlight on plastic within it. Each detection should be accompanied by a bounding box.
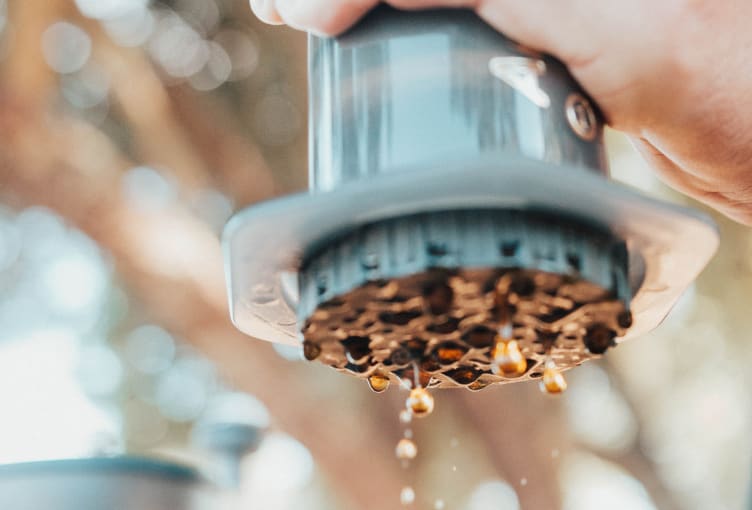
[488,56,551,108]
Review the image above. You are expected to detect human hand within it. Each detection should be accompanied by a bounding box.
[250,0,752,224]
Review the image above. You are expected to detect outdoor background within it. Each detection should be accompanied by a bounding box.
[0,1,750,509]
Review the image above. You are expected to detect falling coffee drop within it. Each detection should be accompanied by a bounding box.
[540,360,567,394]
[400,486,416,505]
[406,387,435,417]
[493,339,527,377]
[395,438,418,460]
[399,409,413,424]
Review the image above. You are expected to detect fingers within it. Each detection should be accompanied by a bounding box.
[250,0,585,55]
[251,0,490,37]
[387,0,478,9]
[274,0,380,35]
[630,137,700,194]
[475,0,573,57]
[249,0,603,70]
[249,0,285,25]
[631,136,752,224]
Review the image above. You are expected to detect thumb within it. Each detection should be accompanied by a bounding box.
[249,0,285,25]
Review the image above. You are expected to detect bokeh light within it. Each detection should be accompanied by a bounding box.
[242,433,314,494]
[0,208,21,271]
[0,0,7,34]
[464,480,519,510]
[39,247,108,316]
[60,65,110,110]
[565,363,638,454]
[189,41,232,91]
[174,0,221,34]
[149,9,209,79]
[561,452,657,510]
[125,325,176,374]
[102,6,155,47]
[77,344,124,397]
[121,166,177,212]
[213,28,260,80]
[75,0,150,21]
[0,328,121,463]
[42,22,92,74]
[200,391,270,430]
[154,356,215,422]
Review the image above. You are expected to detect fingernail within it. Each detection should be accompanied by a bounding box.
[250,0,285,25]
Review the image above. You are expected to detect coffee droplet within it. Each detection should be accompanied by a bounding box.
[540,361,567,394]
[399,409,413,424]
[395,438,418,460]
[401,486,416,505]
[368,374,390,393]
[493,339,527,376]
[406,387,435,417]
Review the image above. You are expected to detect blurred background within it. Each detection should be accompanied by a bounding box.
[0,1,750,509]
